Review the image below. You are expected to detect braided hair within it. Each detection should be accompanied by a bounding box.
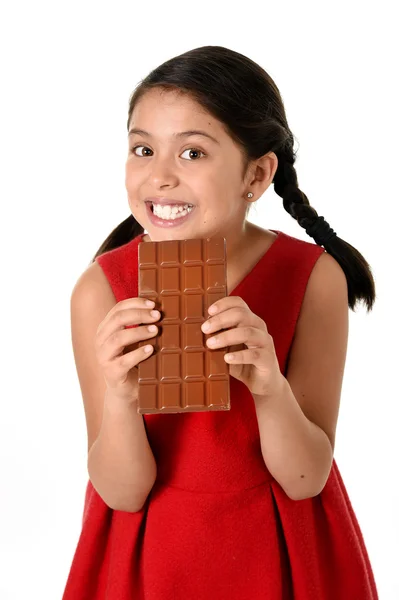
[92,46,375,313]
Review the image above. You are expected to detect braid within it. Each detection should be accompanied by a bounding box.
[274,159,344,249]
[273,156,375,312]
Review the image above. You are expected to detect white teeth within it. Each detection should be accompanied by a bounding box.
[152,203,193,220]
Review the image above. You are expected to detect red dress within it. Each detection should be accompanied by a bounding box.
[62,230,378,599]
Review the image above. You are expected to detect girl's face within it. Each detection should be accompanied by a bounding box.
[125,88,253,241]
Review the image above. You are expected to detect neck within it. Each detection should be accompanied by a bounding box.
[225,221,259,263]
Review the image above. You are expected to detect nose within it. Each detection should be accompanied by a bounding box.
[150,156,179,189]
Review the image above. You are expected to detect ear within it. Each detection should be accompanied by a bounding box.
[245,152,278,200]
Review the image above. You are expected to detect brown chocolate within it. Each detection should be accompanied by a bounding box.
[137,237,230,414]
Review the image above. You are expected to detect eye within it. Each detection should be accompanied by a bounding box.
[180,148,206,160]
[131,145,153,157]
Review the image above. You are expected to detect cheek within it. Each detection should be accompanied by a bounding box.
[195,169,227,198]
[124,162,131,185]
[125,163,140,191]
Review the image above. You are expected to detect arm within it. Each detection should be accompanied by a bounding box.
[253,378,333,500]
[71,262,157,512]
[88,391,157,513]
[253,252,349,501]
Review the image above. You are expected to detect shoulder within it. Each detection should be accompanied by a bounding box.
[95,235,141,268]
[277,229,326,256]
[70,260,116,315]
[293,248,349,373]
[91,235,143,302]
[293,242,349,330]
[305,250,348,309]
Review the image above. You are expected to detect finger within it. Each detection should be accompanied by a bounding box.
[202,308,265,336]
[206,326,266,350]
[96,297,156,337]
[207,295,247,316]
[97,307,160,346]
[117,296,155,311]
[117,343,154,373]
[105,343,154,388]
[201,306,248,334]
[98,324,158,364]
[224,347,267,366]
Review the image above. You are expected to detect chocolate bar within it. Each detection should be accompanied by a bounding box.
[137,237,230,414]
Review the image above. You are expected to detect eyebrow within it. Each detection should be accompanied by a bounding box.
[127,128,220,145]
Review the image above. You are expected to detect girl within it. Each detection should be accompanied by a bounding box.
[62,46,378,599]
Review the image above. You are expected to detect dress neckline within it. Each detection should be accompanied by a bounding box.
[228,229,282,297]
[136,229,283,297]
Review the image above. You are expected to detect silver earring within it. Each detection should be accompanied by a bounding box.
[247,192,254,198]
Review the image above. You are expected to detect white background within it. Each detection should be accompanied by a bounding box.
[1,1,398,598]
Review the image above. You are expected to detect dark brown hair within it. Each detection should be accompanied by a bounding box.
[92,45,375,312]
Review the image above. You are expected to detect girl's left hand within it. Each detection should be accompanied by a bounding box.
[201,296,284,398]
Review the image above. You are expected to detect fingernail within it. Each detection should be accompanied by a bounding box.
[145,300,155,307]
[150,310,160,318]
[148,325,157,332]
[202,321,210,332]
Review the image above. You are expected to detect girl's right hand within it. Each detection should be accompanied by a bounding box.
[94,297,160,403]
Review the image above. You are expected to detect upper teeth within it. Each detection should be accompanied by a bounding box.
[152,203,193,219]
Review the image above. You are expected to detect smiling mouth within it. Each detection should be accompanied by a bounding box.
[148,202,194,217]
[145,201,196,227]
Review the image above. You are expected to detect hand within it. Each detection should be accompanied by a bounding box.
[94,297,161,403]
[201,296,284,398]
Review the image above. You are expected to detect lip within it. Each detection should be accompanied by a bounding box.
[145,197,194,207]
[145,201,195,228]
